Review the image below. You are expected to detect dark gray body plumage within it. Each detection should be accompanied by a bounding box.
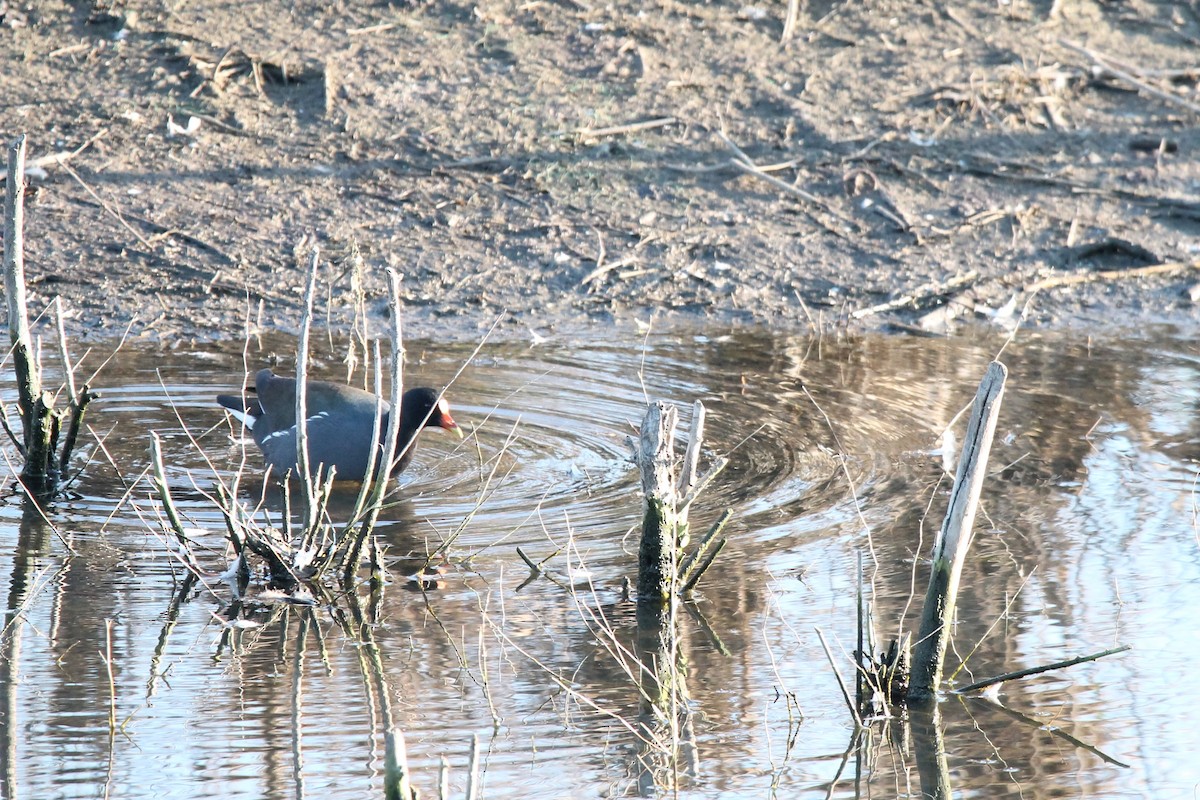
[217,369,456,481]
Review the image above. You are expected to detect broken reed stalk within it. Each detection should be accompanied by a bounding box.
[340,268,406,584]
[3,136,97,495]
[4,135,54,491]
[149,433,205,580]
[294,246,322,537]
[384,728,414,800]
[633,400,729,603]
[635,402,683,604]
[908,361,1008,704]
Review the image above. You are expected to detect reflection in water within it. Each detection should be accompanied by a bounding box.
[0,326,1198,797]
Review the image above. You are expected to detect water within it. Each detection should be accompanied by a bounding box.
[1,325,1198,798]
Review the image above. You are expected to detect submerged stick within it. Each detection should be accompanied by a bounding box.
[678,509,732,594]
[908,361,1008,704]
[149,433,205,579]
[955,645,1130,694]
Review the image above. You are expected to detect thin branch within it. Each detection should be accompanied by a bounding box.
[955,645,1131,694]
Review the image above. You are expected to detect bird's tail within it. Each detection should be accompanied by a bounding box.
[217,394,263,430]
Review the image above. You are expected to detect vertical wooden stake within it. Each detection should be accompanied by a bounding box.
[908,361,1007,704]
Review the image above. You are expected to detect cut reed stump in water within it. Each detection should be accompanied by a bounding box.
[4,135,97,497]
[632,400,730,604]
[907,361,1008,705]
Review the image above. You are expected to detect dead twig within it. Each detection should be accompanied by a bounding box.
[0,128,108,183]
[849,271,979,320]
[956,645,1131,693]
[575,117,676,141]
[1025,259,1200,293]
[1061,39,1200,116]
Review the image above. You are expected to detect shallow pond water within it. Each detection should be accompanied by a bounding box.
[2,325,1198,799]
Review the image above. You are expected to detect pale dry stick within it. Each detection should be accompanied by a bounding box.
[1024,259,1200,293]
[346,20,400,35]
[635,315,654,405]
[665,156,804,175]
[474,613,503,730]
[1060,39,1200,116]
[799,384,878,580]
[340,270,406,581]
[0,128,107,183]
[466,734,481,800]
[5,136,39,445]
[383,728,414,800]
[848,271,980,320]
[53,300,77,398]
[339,339,387,558]
[101,617,117,800]
[716,129,837,210]
[781,0,800,41]
[580,255,639,287]
[56,160,155,249]
[575,116,676,141]
[679,401,705,494]
[815,626,862,727]
[294,246,321,540]
[481,612,661,747]
[149,433,207,579]
[945,568,1037,684]
[102,618,117,733]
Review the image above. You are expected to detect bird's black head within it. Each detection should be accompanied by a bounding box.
[401,388,462,436]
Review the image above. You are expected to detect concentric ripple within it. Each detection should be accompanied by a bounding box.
[39,330,978,567]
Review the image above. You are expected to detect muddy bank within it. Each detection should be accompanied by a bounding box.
[3,0,1199,343]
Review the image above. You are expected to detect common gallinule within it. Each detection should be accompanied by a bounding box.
[217,368,461,481]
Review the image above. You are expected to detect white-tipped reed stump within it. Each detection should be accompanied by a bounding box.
[5,134,97,496]
[632,401,730,603]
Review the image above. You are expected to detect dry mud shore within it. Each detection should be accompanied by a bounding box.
[3,0,1200,343]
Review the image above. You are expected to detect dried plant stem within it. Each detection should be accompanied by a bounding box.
[1061,39,1200,116]
[102,618,117,734]
[815,627,861,727]
[295,246,320,537]
[341,268,406,583]
[149,433,205,579]
[576,117,675,141]
[956,645,1130,694]
[4,135,55,491]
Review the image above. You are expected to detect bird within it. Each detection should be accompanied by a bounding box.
[217,368,461,481]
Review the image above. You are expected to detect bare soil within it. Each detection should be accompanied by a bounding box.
[3,0,1200,343]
